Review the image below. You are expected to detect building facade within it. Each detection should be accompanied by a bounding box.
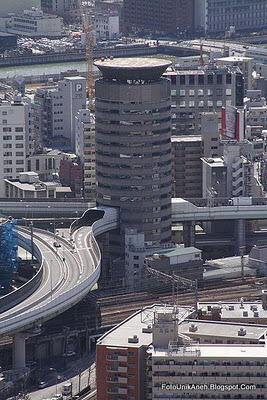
[7,8,63,37]
[195,0,267,34]
[75,109,96,198]
[171,136,203,198]
[94,58,173,287]
[164,64,244,136]
[123,0,195,36]
[96,304,267,400]
[34,77,87,151]
[0,97,32,197]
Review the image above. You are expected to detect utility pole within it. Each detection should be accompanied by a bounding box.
[30,221,34,263]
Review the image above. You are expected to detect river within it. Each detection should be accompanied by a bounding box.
[0,54,181,80]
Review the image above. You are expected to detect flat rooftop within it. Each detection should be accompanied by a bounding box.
[94,57,172,81]
[171,135,203,143]
[152,344,267,358]
[198,300,267,321]
[97,304,194,348]
[180,319,267,340]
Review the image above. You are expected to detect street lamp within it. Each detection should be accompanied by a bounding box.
[49,368,58,395]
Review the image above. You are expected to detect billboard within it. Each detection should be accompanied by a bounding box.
[221,106,244,141]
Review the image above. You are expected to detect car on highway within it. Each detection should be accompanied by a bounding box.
[63,350,76,357]
[38,381,47,389]
[53,241,61,248]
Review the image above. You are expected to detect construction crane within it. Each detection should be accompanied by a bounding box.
[78,0,95,109]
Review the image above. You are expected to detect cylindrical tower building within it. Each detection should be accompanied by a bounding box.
[94,58,173,288]
[95,58,172,246]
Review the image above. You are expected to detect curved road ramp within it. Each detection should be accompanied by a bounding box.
[0,206,118,369]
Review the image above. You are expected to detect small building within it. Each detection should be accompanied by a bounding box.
[59,159,83,197]
[6,8,63,38]
[4,172,72,199]
[145,246,203,283]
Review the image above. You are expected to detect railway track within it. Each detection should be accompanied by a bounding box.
[100,283,263,325]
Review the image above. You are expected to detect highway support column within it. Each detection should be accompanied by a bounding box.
[12,333,27,369]
[183,221,196,247]
[235,219,246,255]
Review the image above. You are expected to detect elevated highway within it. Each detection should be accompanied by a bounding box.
[0,207,119,368]
[172,199,267,223]
[1,198,267,223]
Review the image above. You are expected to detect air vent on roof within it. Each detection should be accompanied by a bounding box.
[243,311,248,317]
[142,325,152,333]
[238,328,246,336]
[189,324,198,332]
[254,312,259,318]
[229,306,235,311]
[128,335,139,343]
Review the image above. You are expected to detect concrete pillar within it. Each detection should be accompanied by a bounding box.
[235,219,246,255]
[183,221,196,247]
[13,333,27,369]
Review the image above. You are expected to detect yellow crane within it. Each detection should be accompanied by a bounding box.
[78,0,95,110]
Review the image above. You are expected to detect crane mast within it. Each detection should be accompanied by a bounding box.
[78,0,95,109]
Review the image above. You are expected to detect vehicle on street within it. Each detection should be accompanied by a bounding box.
[62,382,72,396]
[38,381,47,389]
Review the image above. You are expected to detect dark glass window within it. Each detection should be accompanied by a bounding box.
[180,75,185,85]
[198,75,204,85]
[189,75,195,85]
[208,75,213,84]
[216,74,223,84]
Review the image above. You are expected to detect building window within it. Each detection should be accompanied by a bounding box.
[198,75,204,85]
[180,89,186,96]
[189,75,195,85]
[180,75,185,85]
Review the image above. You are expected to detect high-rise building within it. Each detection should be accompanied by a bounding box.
[34,77,86,150]
[202,141,264,199]
[94,58,172,286]
[164,64,244,136]
[171,136,203,198]
[123,0,195,36]
[75,109,96,198]
[0,96,34,197]
[201,112,222,158]
[195,0,267,34]
[216,56,253,93]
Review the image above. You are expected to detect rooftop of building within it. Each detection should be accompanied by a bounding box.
[171,135,203,143]
[180,319,267,340]
[164,64,241,76]
[94,57,172,81]
[198,298,267,321]
[201,157,225,167]
[217,56,253,62]
[97,304,194,348]
[151,344,267,358]
[147,246,201,261]
[4,178,70,193]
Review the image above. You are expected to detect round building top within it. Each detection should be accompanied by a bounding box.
[94,57,172,81]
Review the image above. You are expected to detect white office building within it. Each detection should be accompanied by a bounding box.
[34,76,87,151]
[93,13,119,40]
[6,8,63,37]
[0,97,33,197]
